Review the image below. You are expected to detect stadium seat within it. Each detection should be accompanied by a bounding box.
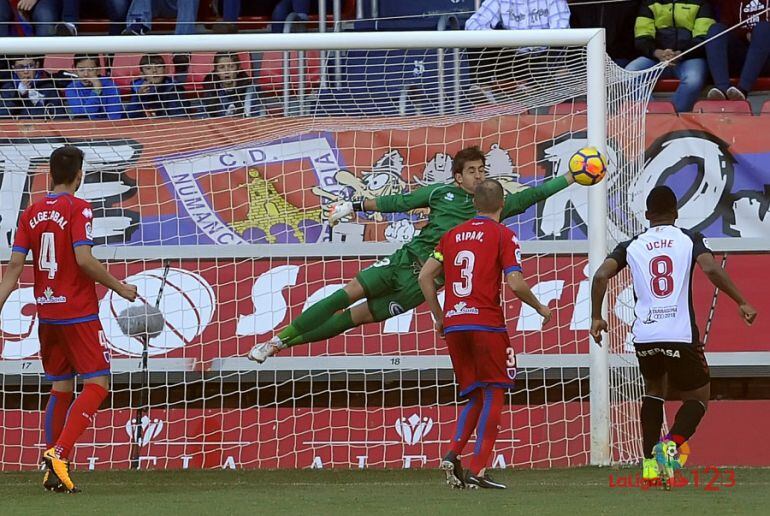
[313,48,470,116]
[646,101,676,114]
[354,0,475,30]
[653,78,679,93]
[256,50,322,96]
[761,100,770,114]
[43,54,109,75]
[692,100,753,114]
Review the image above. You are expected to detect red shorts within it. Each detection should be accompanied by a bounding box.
[445,330,517,397]
[38,319,111,381]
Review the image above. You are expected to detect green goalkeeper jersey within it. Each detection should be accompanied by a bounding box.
[374,175,570,264]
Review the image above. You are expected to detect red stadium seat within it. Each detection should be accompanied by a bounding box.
[653,78,679,93]
[187,52,253,90]
[548,102,587,115]
[761,100,770,114]
[692,100,752,114]
[256,50,322,95]
[44,54,108,75]
[110,53,174,93]
[43,54,75,74]
[646,101,676,114]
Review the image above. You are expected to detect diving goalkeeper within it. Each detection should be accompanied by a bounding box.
[248,146,577,363]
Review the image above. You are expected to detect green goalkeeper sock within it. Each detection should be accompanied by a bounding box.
[285,309,356,347]
[278,288,351,343]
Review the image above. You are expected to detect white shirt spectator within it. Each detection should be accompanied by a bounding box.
[465,0,571,31]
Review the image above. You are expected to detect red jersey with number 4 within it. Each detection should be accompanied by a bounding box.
[433,216,522,333]
[12,192,98,323]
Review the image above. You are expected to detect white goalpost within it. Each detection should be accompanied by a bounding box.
[0,29,662,470]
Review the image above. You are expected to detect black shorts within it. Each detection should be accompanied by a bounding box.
[635,342,710,392]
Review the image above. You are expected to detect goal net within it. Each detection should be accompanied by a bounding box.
[0,30,662,470]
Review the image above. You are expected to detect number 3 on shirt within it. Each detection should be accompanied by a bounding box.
[452,250,475,297]
[39,232,58,279]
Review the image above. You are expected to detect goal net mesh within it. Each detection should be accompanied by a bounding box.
[0,39,662,470]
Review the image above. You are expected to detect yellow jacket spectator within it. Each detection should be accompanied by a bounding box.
[634,0,716,59]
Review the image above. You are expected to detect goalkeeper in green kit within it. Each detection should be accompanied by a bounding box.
[248,146,577,363]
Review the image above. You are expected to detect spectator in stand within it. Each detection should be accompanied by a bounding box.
[0,0,10,37]
[464,0,571,101]
[212,0,240,33]
[1,55,61,119]
[201,52,262,117]
[570,0,640,67]
[1,0,61,36]
[65,55,124,120]
[626,0,716,112]
[705,0,770,100]
[124,0,200,35]
[51,1,131,36]
[125,54,188,118]
[271,0,309,33]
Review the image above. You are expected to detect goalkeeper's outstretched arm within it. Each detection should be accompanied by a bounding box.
[328,185,437,225]
[502,173,576,219]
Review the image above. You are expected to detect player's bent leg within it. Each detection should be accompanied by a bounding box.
[667,383,709,448]
[280,279,365,342]
[251,293,375,361]
[47,375,110,493]
[249,279,368,362]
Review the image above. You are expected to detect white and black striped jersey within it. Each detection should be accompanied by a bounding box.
[609,225,712,345]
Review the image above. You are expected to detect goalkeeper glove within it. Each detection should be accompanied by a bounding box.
[327,199,364,226]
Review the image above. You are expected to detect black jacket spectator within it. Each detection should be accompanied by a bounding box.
[200,52,252,117]
[1,60,61,119]
[126,77,188,118]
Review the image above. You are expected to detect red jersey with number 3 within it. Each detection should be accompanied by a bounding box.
[433,216,522,333]
[12,192,99,323]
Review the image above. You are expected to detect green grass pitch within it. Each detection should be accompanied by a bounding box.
[2,467,769,515]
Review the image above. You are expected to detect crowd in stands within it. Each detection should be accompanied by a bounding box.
[0,0,769,117]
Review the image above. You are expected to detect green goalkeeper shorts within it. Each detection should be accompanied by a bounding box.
[356,248,426,322]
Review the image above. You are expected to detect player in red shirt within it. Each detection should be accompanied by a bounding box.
[0,146,136,493]
[419,179,551,490]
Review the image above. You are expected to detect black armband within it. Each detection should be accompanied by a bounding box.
[352,199,365,212]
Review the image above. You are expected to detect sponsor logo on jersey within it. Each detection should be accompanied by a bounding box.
[636,347,682,358]
[36,287,67,305]
[446,301,480,318]
[394,413,434,445]
[82,208,93,219]
[642,306,678,324]
[85,222,93,240]
[388,302,405,316]
[444,192,454,201]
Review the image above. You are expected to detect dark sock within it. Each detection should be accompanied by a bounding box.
[285,309,356,346]
[668,400,706,447]
[278,289,351,342]
[640,395,664,458]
